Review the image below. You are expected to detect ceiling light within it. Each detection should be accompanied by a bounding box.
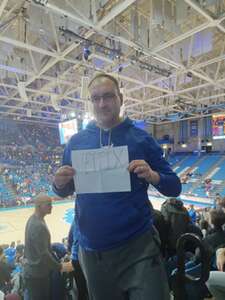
[181,143,187,148]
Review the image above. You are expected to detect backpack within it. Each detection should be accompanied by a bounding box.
[161,198,190,252]
[152,209,169,257]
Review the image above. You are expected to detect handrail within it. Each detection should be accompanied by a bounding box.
[171,233,210,300]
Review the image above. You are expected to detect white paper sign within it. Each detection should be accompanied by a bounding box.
[72,146,131,194]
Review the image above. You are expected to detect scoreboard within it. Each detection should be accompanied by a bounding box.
[58,119,78,144]
[212,114,225,140]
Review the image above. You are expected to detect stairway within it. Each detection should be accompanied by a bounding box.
[171,155,188,170]
[206,156,225,179]
[177,155,206,177]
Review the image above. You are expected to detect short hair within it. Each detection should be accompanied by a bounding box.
[210,209,225,228]
[34,193,52,207]
[88,73,120,94]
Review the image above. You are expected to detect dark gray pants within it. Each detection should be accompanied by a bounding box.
[79,229,170,300]
[25,276,50,300]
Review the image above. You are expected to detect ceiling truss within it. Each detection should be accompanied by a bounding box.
[0,0,225,125]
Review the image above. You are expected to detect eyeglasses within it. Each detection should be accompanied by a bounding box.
[90,92,117,104]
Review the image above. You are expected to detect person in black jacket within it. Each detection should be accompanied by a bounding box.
[204,209,225,256]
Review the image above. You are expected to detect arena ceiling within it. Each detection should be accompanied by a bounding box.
[0,0,225,126]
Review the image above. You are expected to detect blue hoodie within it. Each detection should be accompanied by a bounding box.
[54,118,181,251]
[68,219,79,261]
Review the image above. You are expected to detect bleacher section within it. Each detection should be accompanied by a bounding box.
[180,182,193,194]
[211,157,225,180]
[221,186,225,196]
[0,120,223,207]
[1,149,225,207]
[168,155,182,166]
[0,120,59,147]
[0,175,16,206]
[170,153,225,198]
[0,164,59,207]
[173,155,199,175]
[192,186,207,198]
[196,154,221,174]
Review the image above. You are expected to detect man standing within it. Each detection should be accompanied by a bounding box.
[23,193,72,300]
[53,74,181,300]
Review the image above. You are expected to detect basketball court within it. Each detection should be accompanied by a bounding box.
[0,197,165,245]
[0,201,73,245]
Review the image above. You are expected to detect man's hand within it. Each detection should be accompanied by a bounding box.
[128,160,160,185]
[216,248,225,271]
[61,261,74,273]
[54,166,75,189]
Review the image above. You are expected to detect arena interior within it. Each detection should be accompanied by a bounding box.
[1,0,225,299]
